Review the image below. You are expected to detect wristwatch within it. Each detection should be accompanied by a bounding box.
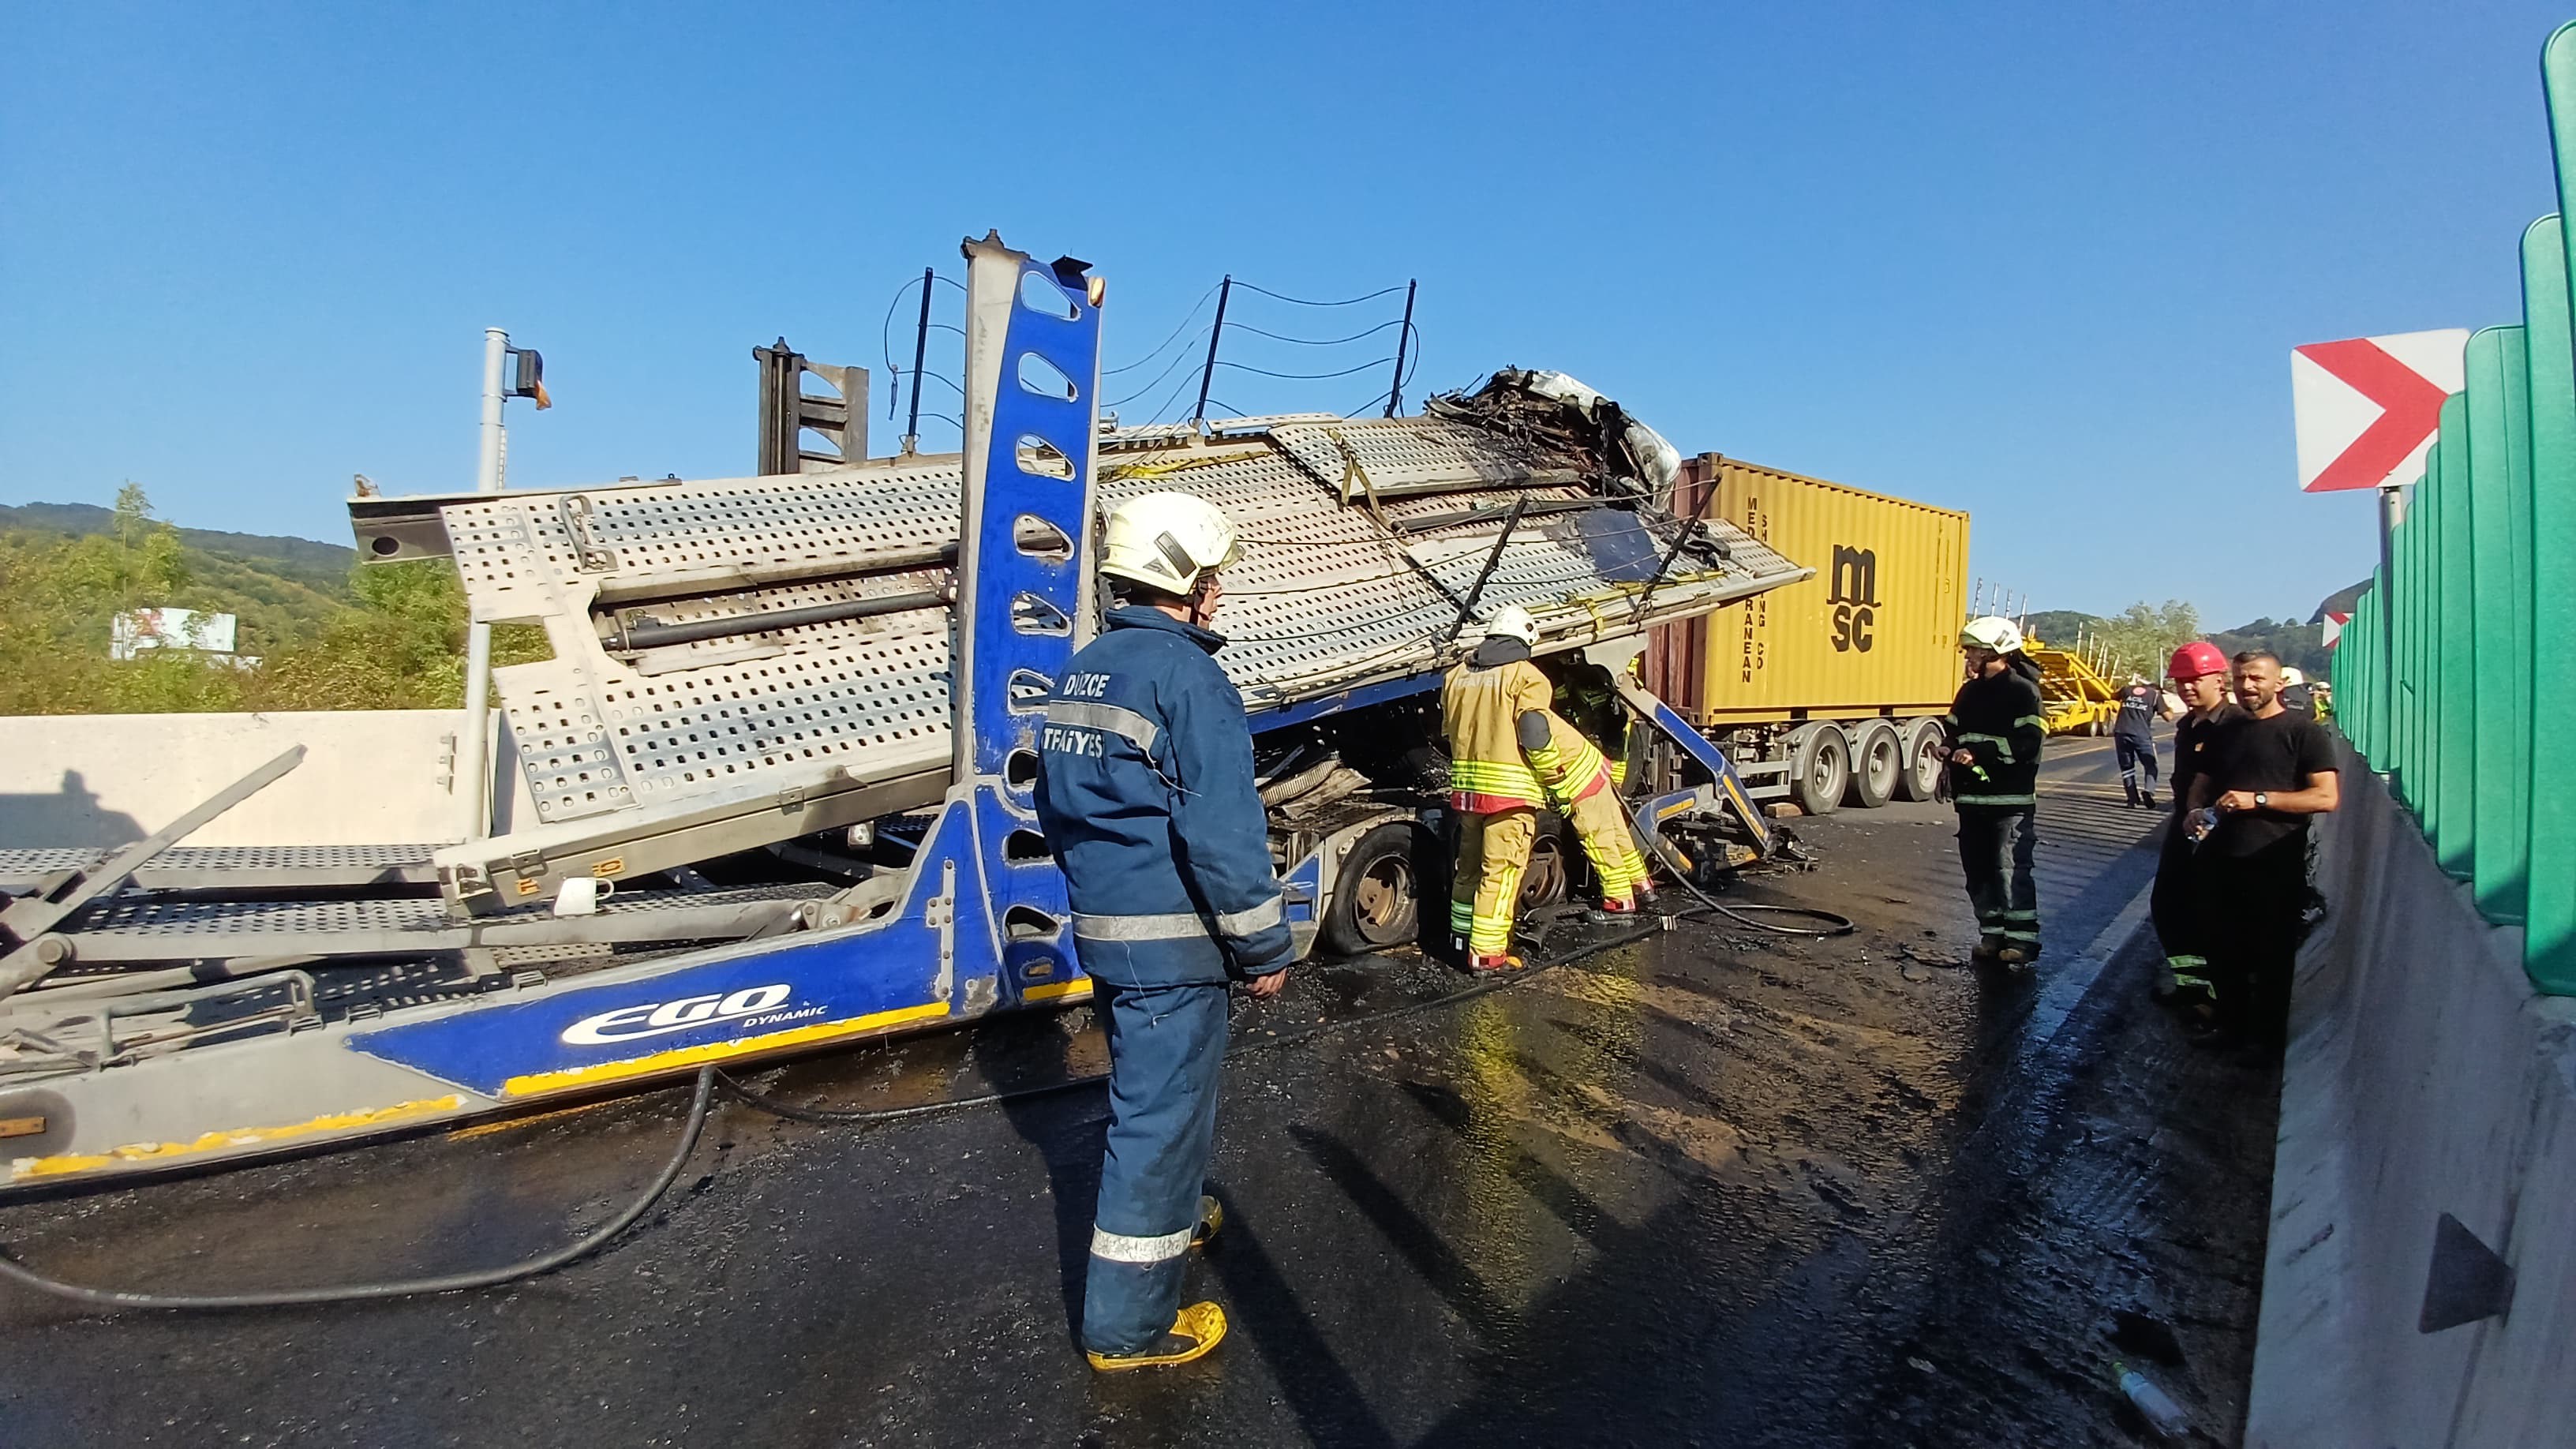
[2254,792,2270,810]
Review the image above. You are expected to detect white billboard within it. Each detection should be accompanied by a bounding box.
[110,608,239,661]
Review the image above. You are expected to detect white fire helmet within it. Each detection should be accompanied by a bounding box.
[1099,491,1242,594]
[1482,604,1539,646]
[1959,616,2024,654]
[2281,667,2306,686]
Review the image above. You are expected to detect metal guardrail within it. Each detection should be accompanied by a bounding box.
[2332,20,2576,995]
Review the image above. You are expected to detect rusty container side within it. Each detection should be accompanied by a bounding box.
[1641,454,1718,716]
[1648,455,1968,727]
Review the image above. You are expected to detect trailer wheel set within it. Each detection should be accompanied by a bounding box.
[1749,714,1951,818]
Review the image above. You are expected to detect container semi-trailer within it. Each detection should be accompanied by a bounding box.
[1641,454,1970,815]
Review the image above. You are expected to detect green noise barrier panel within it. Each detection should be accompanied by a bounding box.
[2326,22,2576,990]
[2467,327,2533,921]
[2435,395,2476,882]
[2541,28,2576,993]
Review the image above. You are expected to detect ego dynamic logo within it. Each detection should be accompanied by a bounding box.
[560,983,826,1046]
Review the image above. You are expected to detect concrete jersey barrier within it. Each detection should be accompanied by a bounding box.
[2249,741,2576,1447]
[0,710,531,848]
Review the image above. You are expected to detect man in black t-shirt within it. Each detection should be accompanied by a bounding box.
[2186,650,2339,1043]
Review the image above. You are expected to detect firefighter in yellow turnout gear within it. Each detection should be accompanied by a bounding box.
[1442,607,1648,971]
[1544,656,1656,908]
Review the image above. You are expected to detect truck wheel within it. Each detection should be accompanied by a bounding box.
[1896,718,1945,802]
[1320,822,1422,956]
[1844,721,1902,809]
[1792,727,1850,817]
[1518,820,1573,911]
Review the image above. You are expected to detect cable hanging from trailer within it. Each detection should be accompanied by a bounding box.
[0,1067,719,1312]
[0,883,1854,1314]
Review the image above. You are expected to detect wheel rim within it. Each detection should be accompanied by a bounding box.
[1810,747,1845,798]
[1866,736,1899,794]
[1352,854,1414,944]
[1913,735,1943,788]
[1520,837,1567,908]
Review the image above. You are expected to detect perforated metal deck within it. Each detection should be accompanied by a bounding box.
[0,844,442,893]
[440,456,969,826]
[411,414,1804,845]
[53,882,836,961]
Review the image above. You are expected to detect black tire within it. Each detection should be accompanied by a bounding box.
[1320,822,1424,957]
[1792,726,1850,817]
[1844,721,1902,809]
[1518,818,1574,911]
[1896,717,1946,802]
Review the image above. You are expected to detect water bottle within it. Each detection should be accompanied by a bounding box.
[2114,1361,2188,1440]
[2185,807,2219,849]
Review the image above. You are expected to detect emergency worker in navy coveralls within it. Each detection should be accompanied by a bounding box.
[1033,489,1290,1372]
[2112,674,2164,809]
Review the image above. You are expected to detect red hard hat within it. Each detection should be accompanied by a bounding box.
[2169,641,2228,681]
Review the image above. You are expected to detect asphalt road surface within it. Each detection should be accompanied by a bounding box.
[0,731,2282,1447]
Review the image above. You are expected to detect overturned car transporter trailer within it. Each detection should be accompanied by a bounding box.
[0,234,1810,1194]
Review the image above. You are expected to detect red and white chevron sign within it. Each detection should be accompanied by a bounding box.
[2291,329,2467,493]
[2323,612,2349,649]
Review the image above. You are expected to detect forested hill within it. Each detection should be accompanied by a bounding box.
[0,500,358,662]
[0,490,543,714]
[0,501,354,593]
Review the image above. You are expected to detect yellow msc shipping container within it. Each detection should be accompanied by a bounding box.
[1644,455,1969,812]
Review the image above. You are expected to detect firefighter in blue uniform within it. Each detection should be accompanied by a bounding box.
[1034,490,1291,1372]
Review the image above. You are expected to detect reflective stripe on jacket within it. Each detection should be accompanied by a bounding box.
[1442,640,1554,813]
[1530,714,1612,807]
[1944,667,2046,807]
[1033,607,1292,987]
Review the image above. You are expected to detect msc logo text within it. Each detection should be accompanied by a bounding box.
[1829,545,1879,653]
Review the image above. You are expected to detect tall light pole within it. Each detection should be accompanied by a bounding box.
[458,328,510,841]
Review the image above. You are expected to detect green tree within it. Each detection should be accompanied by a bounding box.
[246,562,549,711]
[0,485,244,713]
[2094,600,2202,681]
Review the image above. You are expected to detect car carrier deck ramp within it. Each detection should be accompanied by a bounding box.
[349,385,1803,913]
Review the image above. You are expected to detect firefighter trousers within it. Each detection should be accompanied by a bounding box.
[1080,977,1227,1355]
[1450,807,1538,957]
[1563,788,1644,905]
[2150,816,2211,996]
[1956,803,2042,957]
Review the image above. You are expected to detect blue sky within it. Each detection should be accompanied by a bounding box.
[5,2,2570,629]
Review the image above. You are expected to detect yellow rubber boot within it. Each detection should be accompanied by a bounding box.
[1086,1302,1229,1372]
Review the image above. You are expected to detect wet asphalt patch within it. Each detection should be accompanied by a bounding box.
[0,752,2275,1447]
